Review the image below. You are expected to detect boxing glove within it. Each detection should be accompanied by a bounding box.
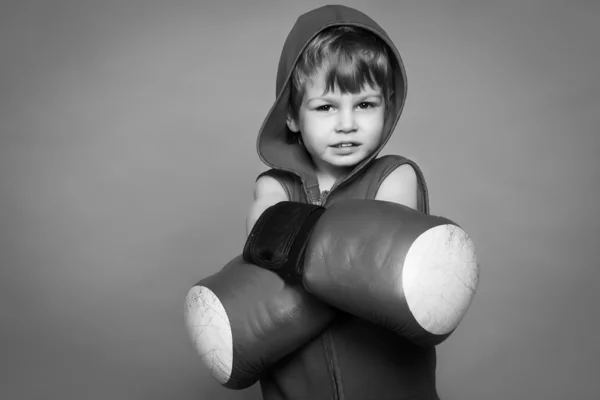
[244,199,479,347]
[184,255,334,389]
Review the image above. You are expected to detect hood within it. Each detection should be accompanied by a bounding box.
[256,5,407,198]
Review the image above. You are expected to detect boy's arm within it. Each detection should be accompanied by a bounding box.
[374,164,418,210]
[246,175,289,237]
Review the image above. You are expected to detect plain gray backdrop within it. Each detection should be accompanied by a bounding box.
[1,0,598,399]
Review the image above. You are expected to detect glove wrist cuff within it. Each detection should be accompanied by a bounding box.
[243,201,326,283]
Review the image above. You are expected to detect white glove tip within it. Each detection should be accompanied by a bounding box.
[184,286,233,384]
[403,224,479,335]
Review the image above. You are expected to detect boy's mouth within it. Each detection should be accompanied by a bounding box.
[331,142,359,148]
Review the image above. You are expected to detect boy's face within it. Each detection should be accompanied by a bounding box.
[287,71,385,178]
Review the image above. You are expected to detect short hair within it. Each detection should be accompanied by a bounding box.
[289,26,394,122]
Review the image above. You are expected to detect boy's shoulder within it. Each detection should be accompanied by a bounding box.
[371,154,429,214]
[366,154,415,177]
[254,168,298,201]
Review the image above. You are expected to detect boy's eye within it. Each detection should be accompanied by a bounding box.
[315,105,333,112]
[358,102,376,109]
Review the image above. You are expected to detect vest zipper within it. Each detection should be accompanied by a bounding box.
[316,190,341,399]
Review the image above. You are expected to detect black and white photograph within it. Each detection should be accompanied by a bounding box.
[1,1,598,399]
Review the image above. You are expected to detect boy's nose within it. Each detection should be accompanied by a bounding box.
[335,109,357,133]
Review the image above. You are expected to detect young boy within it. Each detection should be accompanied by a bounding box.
[247,5,437,399]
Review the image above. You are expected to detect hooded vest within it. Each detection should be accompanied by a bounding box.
[254,6,440,399]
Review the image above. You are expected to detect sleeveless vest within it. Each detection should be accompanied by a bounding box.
[255,155,440,400]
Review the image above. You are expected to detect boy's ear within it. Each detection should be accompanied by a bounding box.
[286,112,300,133]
